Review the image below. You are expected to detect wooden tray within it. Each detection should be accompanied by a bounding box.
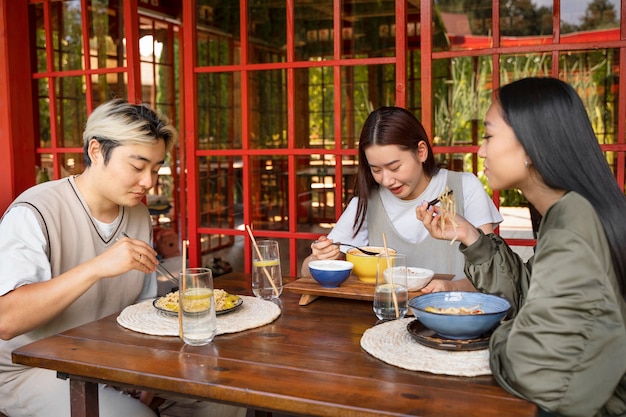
[284,274,454,305]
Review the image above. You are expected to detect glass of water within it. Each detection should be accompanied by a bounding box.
[374,253,408,320]
[252,240,283,299]
[179,267,217,346]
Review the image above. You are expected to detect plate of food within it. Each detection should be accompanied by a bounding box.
[153,289,243,315]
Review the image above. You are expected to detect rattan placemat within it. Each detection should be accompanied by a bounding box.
[360,318,492,377]
[117,296,281,337]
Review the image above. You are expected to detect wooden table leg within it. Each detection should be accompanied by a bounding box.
[70,379,99,417]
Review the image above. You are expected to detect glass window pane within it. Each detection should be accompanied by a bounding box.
[55,76,87,148]
[91,71,128,105]
[294,64,395,150]
[51,0,84,72]
[605,151,619,177]
[561,0,620,42]
[196,1,240,66]
[340,66,378,149]
[197,72,241,150]
[248,69,287,149]
[295,153,357,232]
[139,18,176,107]
[432,56,493,172]
[433,0,493,51]
[37,78,51,148]
[559,49,618,145]
[500,0,553,44]
[343,0,399,59]
[407,50,422,119]
[199,233,236,259]
[297,66,334,149]
[295,0,333,60]
[62,152,85,177]
[88,0,124,70]
[247,3,286,64]
[197,33,238,67]
[499,53,552,85]
[30,3,48,73]
[38,154,54,183]
[248,156,288,231]
[198,156,241,230]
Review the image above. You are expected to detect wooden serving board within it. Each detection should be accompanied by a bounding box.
[284,274,455,306]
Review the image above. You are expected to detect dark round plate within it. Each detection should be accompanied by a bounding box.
[153,295,243,316]
[406,319,491,351]
[216,297,243,315]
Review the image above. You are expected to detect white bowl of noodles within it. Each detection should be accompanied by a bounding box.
[407,267,435,291]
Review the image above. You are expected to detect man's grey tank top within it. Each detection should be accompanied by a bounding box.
[367,171,465,279]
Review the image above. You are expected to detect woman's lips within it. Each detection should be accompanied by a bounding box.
[389,185,403,195]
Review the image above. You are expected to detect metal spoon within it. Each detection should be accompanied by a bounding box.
[314,241,380,256]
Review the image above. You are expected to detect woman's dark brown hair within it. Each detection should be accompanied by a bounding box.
[352,106,439,236]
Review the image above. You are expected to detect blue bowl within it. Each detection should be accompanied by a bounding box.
[409,292,511,339]
[308,260,354,288]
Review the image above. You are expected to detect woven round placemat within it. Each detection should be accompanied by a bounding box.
[360,318,491,377]
[116,295,281,337]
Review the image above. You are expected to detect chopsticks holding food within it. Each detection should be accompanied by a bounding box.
[427,189,453,208]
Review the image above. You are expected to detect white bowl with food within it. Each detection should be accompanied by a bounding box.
[406,267,435,291]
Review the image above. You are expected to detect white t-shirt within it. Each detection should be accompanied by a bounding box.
[328,169,502,251]
[0,206,157,301]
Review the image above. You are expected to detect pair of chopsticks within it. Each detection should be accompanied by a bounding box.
[121,232,179,287]
[245,225,280,297]
[427,190,454,208]
[122,231,188,339]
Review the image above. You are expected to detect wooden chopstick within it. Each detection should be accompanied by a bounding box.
[427,189,454,208]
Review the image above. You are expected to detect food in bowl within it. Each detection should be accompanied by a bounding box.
[308,260,353,288]
[409,292,511,339]
[406,267,434,291]
[345,247,396,283]
[424,305,484,314]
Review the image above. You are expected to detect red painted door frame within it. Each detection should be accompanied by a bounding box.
[0,0,36,213]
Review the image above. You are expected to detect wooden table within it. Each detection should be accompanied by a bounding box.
[12,273,537,417]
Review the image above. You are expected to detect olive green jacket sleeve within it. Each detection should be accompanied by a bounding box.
[460,193,626,417]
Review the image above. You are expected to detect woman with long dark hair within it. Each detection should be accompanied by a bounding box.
[417,77,626,416]
[302,106,502,291]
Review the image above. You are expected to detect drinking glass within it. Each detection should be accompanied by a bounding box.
[252,240,283,299]
[179,267,217,346]
[374,254,408,320]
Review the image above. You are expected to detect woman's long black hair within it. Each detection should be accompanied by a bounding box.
[498,77,626,300]
[352,106,439,237]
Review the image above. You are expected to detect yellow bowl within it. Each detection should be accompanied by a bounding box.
[345,246,396,283]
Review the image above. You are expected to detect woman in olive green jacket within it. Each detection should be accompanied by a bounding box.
[417,77,626,417]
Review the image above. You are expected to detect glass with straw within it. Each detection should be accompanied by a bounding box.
[246,226,282,300]
[374,247,408,321]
